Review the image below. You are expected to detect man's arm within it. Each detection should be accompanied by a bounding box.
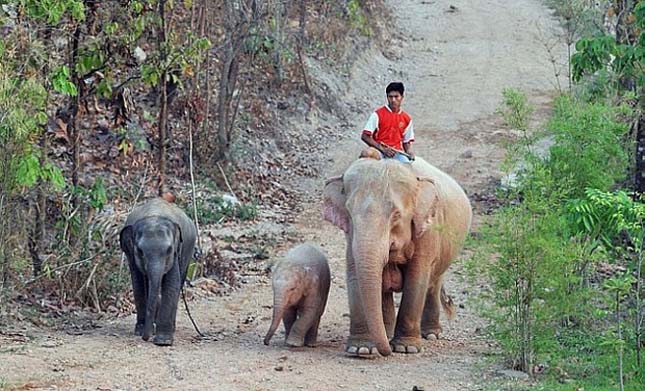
[361,111,395,158]
[402,142,414,158]
[362,133,396,157]
[402,118,415,159]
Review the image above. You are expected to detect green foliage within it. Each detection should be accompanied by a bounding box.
[194,194,258,225]
[546,96,630,198]
[24,0,86,24]
[470,202,594,372]
[347,0,372,36]
[544,0,612,37]
[499,88,534,131]
[50,66,78,96]
[566,188,645,250]
[14,153,65,191]
[530,349,644,390]
[571,2,645,89]
[471,84,637,384]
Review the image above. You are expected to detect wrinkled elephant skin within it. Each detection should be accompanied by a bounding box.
[119,198,197,346]
[323,156,472,357]
[264,243,331,348]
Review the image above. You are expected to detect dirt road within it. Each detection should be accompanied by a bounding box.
[0,1,566,390]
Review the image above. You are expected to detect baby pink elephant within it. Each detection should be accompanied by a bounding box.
[264,243,331,347]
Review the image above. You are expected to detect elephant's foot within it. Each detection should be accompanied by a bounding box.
[134,323,145,337]
[389,337,423,354]
[152,333,174,346]
[344,336,379,358]
[285,334,305,348]
[304,337,318,348]
[421,325,443,340]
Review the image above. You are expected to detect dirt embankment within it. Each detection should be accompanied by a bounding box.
[0,1,566,390]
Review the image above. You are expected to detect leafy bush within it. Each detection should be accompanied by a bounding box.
[471,204,595,373]
[469,89,636,383]
[194,194,258,225]
[546,96,630,198]
[499,88,534,131]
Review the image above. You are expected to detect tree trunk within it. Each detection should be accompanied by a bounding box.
[157,0,168,196]
[69,25,82,212]
[636,115,645,193]
[214,0,261,162]
[30,27,53,276]
[297,0,311,94]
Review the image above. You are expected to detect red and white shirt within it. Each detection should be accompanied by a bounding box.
[362,105,415,150]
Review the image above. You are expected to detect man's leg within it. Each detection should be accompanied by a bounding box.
[393,152,411,163]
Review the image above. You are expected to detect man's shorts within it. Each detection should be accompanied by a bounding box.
[380,151,412,163]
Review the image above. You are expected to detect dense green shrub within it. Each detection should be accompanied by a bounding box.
[469,88,637,385]
[546,96,631,198]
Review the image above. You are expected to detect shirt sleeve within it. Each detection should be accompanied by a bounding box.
[403,120,415,143]
[361,112,379,135]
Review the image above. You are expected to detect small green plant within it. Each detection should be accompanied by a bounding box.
[347,0,372,37]
[498,88,534,131]
[195,194,258,225]
[602,273,636,391]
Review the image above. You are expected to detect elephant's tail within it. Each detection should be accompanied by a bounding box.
[440,285,456,320]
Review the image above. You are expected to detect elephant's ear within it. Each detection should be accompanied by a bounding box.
[119,226,135,256]
[412,177,439,238]
[323,175,350,234]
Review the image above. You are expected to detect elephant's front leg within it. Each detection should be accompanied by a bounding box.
[345,252,379,356]
[391,260,430,354]
[283,307,297,338]
[154,265,181,346]
[128,260,147,336]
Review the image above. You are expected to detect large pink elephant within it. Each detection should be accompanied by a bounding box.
[323,155,472,357]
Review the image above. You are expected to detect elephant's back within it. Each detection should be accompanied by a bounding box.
[286,244,328,265]
[125,198,197,245]
[282,244,330,277]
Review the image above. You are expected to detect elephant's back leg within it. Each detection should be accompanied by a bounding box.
[283,307,297,337]
[421,278,445,339]
[304,317,321,347]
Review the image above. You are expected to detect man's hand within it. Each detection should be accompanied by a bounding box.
[381,145,396,158]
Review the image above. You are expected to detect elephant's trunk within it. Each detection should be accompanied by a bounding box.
[354,238,392,356]
[143,264,163,341]
[264,297,286,345]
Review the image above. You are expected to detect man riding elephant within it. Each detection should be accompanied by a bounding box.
[360,81,416,163]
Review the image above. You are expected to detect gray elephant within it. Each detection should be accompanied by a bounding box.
[264,243,331,347]
[323,155,472,357]
[119,198,197,346]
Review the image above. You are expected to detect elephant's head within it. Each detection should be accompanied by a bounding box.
[323,159,439,356]
[119,216,183,341]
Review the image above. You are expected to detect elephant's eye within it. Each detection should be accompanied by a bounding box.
[136,248,144,259]
[165,246,173,256]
